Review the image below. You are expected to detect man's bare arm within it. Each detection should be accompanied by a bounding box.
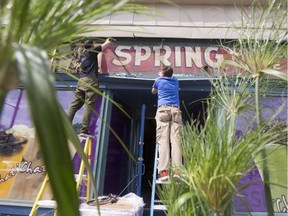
[151,88,157,94]
[101,38,113,50]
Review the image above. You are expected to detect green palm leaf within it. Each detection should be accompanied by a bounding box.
[0,1,151,215]
[260,69,288,81]
[13,43,80,216]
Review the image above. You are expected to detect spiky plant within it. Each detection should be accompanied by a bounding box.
[0,1,148,215]
[157,177,203,216]
[223,1,287,214]
[158,75,285,216]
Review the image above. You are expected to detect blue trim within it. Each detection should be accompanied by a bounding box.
[136,104,146,196]
[93,90,113,196]
[0,204,54,216]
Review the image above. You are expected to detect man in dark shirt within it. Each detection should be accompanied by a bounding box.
[67,38,111,136]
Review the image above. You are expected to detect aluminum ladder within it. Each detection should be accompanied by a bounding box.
[150,143,167,216]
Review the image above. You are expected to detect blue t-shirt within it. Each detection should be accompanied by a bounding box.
[152,76,180,107]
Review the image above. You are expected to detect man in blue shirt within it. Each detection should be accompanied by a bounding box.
[152,66,182,181]
[67,38,111,136]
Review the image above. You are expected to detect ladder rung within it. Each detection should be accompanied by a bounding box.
[156,180,171,184]
[153,205,167,211]
[37,200,57,208]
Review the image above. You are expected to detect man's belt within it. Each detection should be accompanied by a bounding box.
[159,104,179,108]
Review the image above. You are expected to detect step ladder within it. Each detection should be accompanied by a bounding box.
[29,136,93,216]
[150,143,167,216]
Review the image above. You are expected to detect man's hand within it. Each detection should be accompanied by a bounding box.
[108,37,116,43]
[75,62,81,69]
[102,38,113,50]
[104,38,110,44]
[151,88,157,94]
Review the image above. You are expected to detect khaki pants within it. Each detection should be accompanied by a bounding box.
[155,106,182,174]
[67,76,99,134]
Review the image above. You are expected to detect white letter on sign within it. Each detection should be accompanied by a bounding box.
[153,46,171,67]
[134,46,151,66]
[175,46,181,67]
[185,47,202,68]
[112,46,132,66]
[161,46,172,66]
[153,46,161,67]
[204,47,224,68]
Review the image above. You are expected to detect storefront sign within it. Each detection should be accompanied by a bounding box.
[105,45,227,73]
[64,39,287,78]
[102,45,231,76]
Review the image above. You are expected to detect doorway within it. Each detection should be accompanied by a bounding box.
[99,76,211,202]
[141,118,156,207]
[140,99,208,208]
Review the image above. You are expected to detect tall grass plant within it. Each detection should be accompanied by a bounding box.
[159,74,285,215]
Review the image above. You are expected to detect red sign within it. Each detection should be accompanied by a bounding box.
[100,44,287,77]
[102,45,231,76]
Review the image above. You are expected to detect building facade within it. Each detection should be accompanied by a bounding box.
[0,0,287,215]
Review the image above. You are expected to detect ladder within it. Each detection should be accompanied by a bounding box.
[150,143,167,216]
[29,136,93,216]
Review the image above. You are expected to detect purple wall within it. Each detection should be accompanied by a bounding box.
[234,96,287,213]
[103,104,131,195]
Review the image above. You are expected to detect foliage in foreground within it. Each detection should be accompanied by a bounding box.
[223,1,287,214]
[158,76,286,216]
[0,1,148,215]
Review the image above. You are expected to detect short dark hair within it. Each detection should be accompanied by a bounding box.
[162,66,173,77]
[84,40,93,49]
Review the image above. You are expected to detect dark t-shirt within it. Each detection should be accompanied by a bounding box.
[79,45,102,78]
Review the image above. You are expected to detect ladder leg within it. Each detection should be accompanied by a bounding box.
[76,137,90,190]
[150,143,159,216]
[30,137,92,216]
[29,174,49,216]
[53,208,58,216]
[86,137,92,201]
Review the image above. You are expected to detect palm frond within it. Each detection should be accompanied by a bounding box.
[0,1,151,215]
[13,43,80,216]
